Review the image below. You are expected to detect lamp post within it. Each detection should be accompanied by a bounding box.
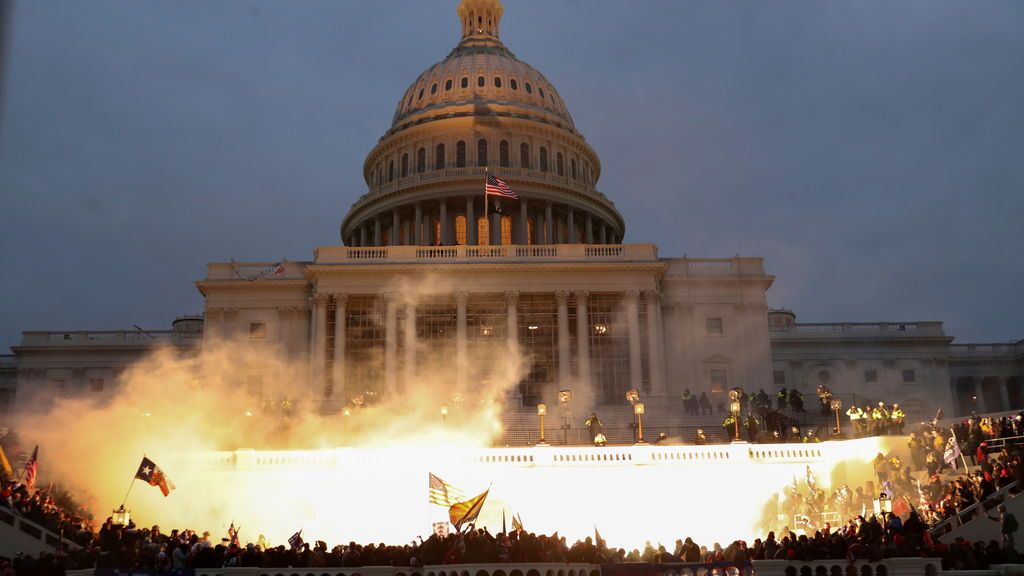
[558,390,572,445]
[537,403,549,446]
[634,402,647,444]
[440,403,448,422]
[626,388,641,443]
[873,492,893,518]
[112,505,131,527]
[730,400,742,441]
[831,398,843,436]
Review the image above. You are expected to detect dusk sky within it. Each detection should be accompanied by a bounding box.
[2,0,1022,350]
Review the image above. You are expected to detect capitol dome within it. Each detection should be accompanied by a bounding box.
[341,0,624,247]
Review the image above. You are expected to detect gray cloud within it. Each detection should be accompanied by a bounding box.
[2,0,1022,348]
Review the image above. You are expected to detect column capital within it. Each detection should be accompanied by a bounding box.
[643,289,661,302]
[313,293,331,306]
[624,289,641,302]
[504,290,520,305]
[555,290,571,304]
[333,293,349,306]
[573,290,589,304]
[382,291,399,303]
[455,290,470,305]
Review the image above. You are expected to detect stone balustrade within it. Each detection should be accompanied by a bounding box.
[18,330,200,347]
[769,322,946,339]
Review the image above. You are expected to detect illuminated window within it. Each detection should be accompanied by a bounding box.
[345,296,385,398]
[706,317,724,335]
[249,322,267,339]
[527,218,534,245]
[433,218,441,246]
[477,216,490,246]
[455,215,467,245]
[500,215,512,245]
[710,369,728,393]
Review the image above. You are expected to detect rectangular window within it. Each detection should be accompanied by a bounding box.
[864,370,878,383]
[773,370,786,386]
[710,369,727,393]
[706,317,724,335]
[89,378,104,392]
[902,369,916,383]
[249,322,267,339]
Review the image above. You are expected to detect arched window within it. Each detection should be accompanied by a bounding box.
[477,139,488,167]
[461,77,469,89]
[455,215,467,245]
[406,93,413,107]
[510,78,518,91]
[477,76,485,88]
[500,215,512,245]
[445,79,453,91]
[556,152,564,176]
[376,164,381,187]
[571,158,577,180]
[520,143,530,169]
[499,141,510,167]
[401,153,409,178]
[494,77,502,88]
[388,160,395,182]
[525,82,533,94]
[539,87,546,100]
[539,147,548,172]
[456,141,466,167]
[417,88,424,100]
[416,148,426,173]
[435,143,446,170]
[477,216,490,246]
[430,83,437,95]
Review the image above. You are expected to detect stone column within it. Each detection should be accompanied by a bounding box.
[414,202,422,246]
[359,226,368,247]
[556,290,571,385]
[599,223,607,244]
[374,216,382,247]
[384,292,398,396]
[545,201,554,245]
[491,208,501,246]
[466,196,477,245]
[567,208,575,244]
[439,199,448,245]
[456,291,469,389]
[333,294,348,403]
[585,213,594,244]
[999,377,1011,412]
[312,294,330,393]
[574,290,591,388]
[519,198,528,244]
[625,289,643,393]
[403,300,417,389]
[392,209,400,246]
[277,307,292,359]
[644,290,666,397]
[505,291,519,356]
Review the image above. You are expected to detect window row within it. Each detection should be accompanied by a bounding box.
[400,74,564,115]
[771,368,919,386]
[373,140,592,186]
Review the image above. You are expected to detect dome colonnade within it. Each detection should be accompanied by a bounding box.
[340,0,624,248]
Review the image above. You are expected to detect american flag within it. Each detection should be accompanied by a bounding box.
[429,472,465,506]
[485,173,518,199]
[24,446,38,490]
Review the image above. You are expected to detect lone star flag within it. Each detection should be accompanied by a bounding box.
[485,173,518,199]
[429,473,465,507]
[135,456,175,496]
[24,446,38,490]
[449,487,489,531]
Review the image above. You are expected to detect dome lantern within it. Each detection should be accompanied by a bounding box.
[458,0,503,39]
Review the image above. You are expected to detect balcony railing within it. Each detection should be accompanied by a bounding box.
[311,243,658,265]
[770,322,946,338]
[19,330,201,347]
[950,342,1024,358]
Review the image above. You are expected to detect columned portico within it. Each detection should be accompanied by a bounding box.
[456,291,469,388]
[556,291,571,384]
[332,293,348,402]
[311,294,329,393]
[384,292,398,395]
[625,290,642,393]
[403,300,416,389]
[574,290,591,389]
[644,290,665,396]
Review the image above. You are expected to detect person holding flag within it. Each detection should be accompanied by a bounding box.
[135,456,175,496]
[944,433,964,470]
[449,486,489,532]
[23,446,38,490]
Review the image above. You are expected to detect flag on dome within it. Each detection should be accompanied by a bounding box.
[135,456,175,497]
[485,173,518,199]
[429,472,465,506]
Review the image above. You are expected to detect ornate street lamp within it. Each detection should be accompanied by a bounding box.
[536,403,549,446]
[112,505,131,527]
[873,492,893,516]
[730,400,742,441]
[558,390,572,444]
[634,402,647,444]
[831,398,843,435]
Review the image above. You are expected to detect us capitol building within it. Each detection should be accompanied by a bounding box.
[3,0,1021,436]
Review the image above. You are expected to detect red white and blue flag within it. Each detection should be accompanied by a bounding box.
[485,173,518,199]
[135,456,175,497]
[24,446,38,490]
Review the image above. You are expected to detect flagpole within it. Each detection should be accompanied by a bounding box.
[484,167,489,245]
[121,477,137,508]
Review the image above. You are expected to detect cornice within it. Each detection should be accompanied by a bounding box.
[195,279,310,295]
[304,261,667,275]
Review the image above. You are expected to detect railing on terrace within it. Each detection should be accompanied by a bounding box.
[769,322,945,337]
[930,479,1021,538]
[0,505,81,552]
[311,244,657,265]
[19,330,201,347]
[950,342,1024,358]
